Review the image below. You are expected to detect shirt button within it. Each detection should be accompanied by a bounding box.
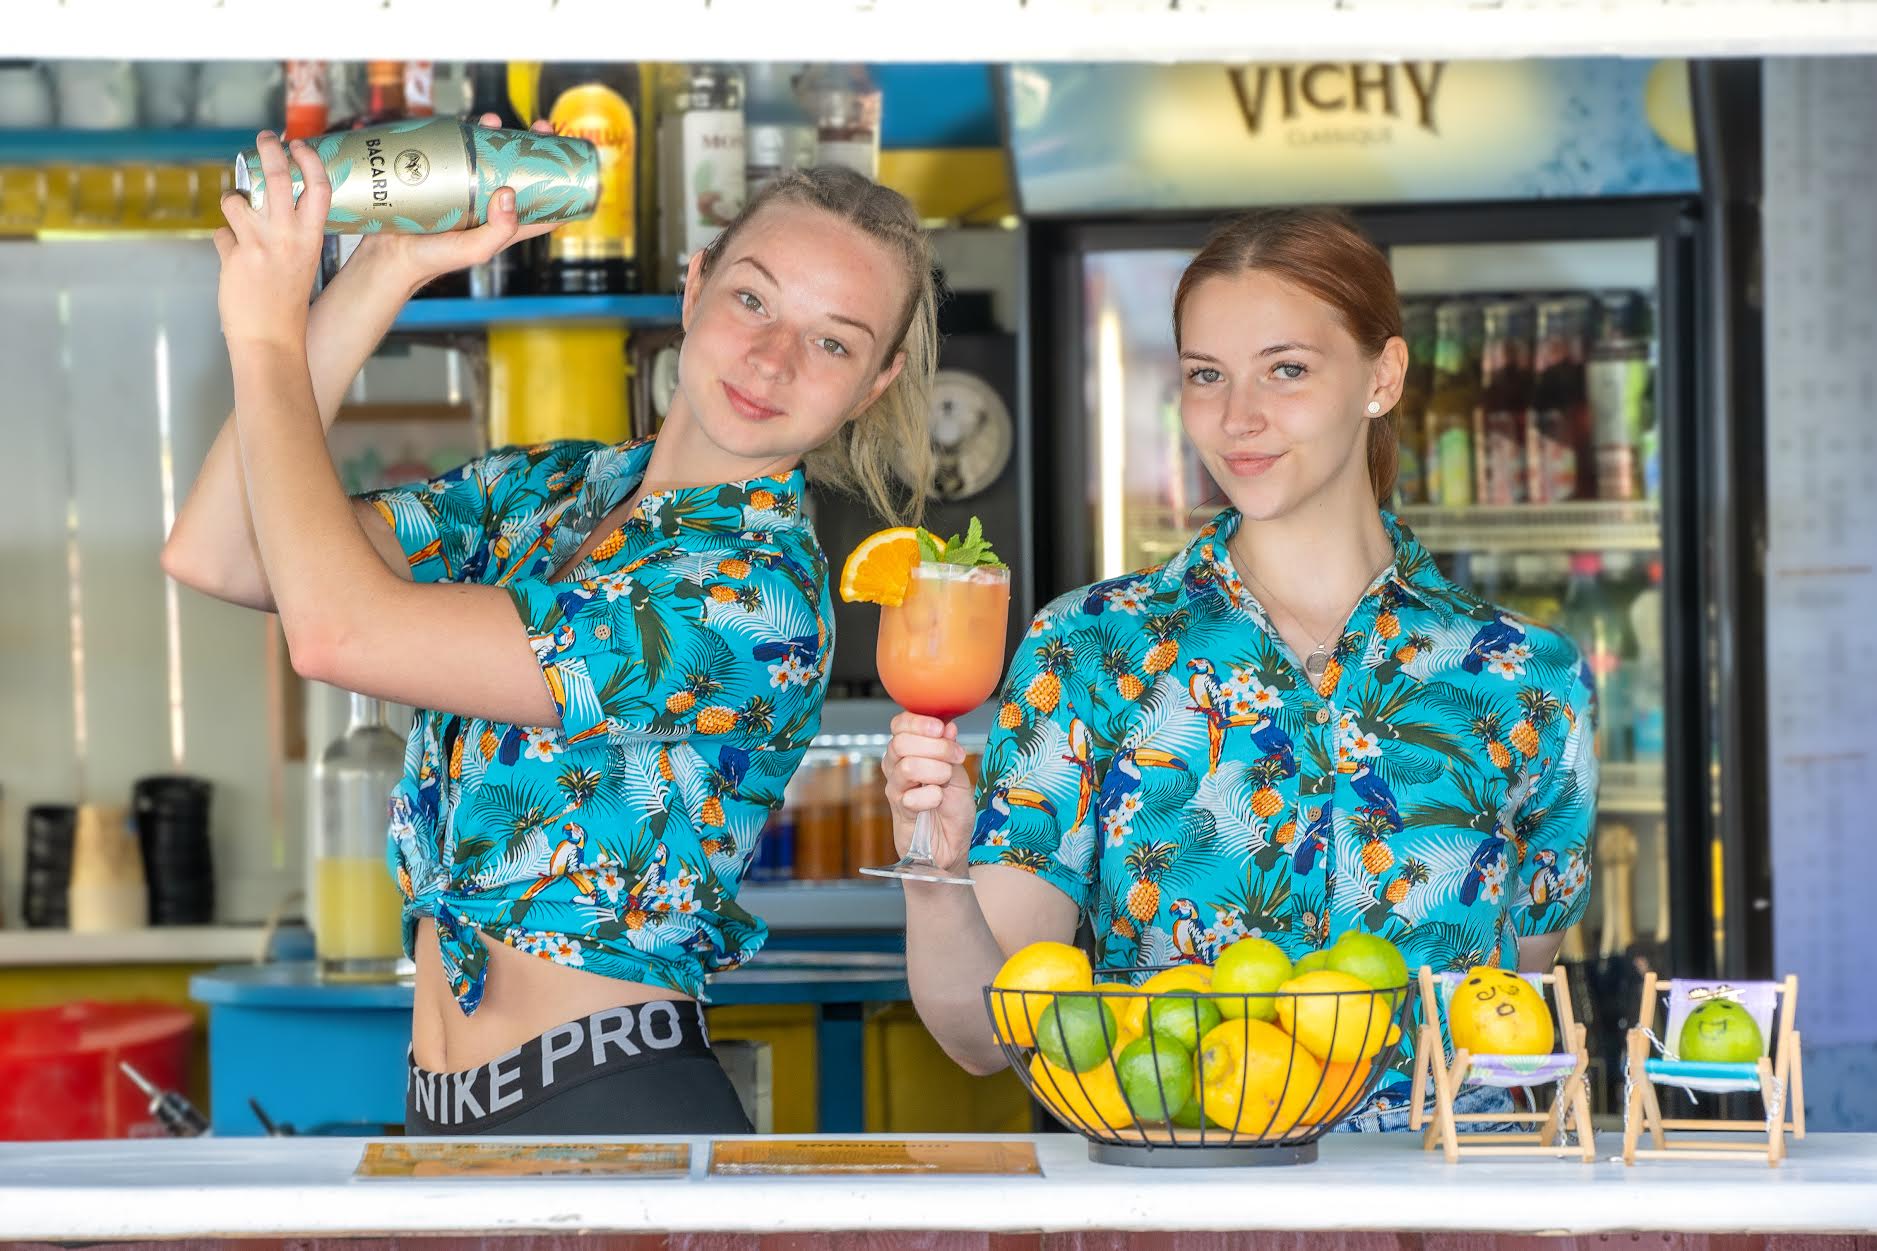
[1315,707,1332,725]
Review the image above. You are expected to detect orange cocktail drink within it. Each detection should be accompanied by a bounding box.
[876,563,1011,721]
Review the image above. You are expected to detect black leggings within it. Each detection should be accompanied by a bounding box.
[405,999,753,1136]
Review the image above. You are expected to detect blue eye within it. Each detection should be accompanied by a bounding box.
[736,290,764,313]
[1186,366,1221,384]
[1273,362,1307,381]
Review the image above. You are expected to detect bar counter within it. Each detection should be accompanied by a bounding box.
[3,1132,1875,1244]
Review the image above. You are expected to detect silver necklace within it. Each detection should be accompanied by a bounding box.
[1238,558,1387,686]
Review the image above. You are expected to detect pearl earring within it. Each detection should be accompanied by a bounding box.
[1367,401,1381,415]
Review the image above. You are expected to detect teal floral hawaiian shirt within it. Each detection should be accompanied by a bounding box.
[359,438,831,1014]
[969,509,1597,1104]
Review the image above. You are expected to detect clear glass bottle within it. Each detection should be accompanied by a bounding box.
[795,63,881,181]
[657,63,746,293]
[743,61,816,197]
[309,693,407,981]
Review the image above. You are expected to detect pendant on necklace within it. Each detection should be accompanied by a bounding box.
[1303,648,1331,684]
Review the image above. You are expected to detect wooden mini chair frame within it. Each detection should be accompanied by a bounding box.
[1409,964,1595,1163]
[1621,973,1803,1166]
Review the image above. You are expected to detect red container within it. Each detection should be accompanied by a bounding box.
[0,1002,194,1140]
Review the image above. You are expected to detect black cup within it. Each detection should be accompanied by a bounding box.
[131,776,215,926]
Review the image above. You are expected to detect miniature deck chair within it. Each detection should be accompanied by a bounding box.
[1621,974,1803,1166]
[1409,964,1595,1163]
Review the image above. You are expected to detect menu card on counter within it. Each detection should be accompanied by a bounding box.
[357,1141,691,1179]
[708,1139,1041,1176]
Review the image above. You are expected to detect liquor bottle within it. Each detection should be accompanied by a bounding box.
[537,62,643,294]
[1528,296,1592,502]
[1426,300,1482,507]
[466,62,534,300]
[1588,290,1651,501]
[283,60,329,141]
[308,693,408,982]
[657,63,746,293]
[1395,300,1435,506]
[744,61,816,197]
[352,59,407,128]
[1558,552,1637,764]
[237,118,599,234]
[795,63,881,180]
[402,60,435,117]
[1475,300,1533,506]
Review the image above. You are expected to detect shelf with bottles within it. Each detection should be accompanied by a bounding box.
[387,294,683,334]
[1396,500,1660,554]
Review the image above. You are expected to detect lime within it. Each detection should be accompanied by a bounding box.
[1036,996,1120,1073]
[1145,993,1224,1054]
[1678,999,1763,1063]
[1293,950,1333,976]
[1327,931,1409,993]
[1212,937,1293,1021]
[1117,1036,1194,1122]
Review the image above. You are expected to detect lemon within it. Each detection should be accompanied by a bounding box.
[1029,1053,1135,1133]
[1197,1017,1321,1137]
[1276,970,1396,1063]
[990,941,1093,1049]
[1447,966,1554,1057]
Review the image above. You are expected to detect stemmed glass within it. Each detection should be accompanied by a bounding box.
[861,562,1012,886]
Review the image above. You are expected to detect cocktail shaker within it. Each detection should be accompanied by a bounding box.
[235,117,599,235]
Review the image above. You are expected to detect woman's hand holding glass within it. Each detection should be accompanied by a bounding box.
[880,714,979,881]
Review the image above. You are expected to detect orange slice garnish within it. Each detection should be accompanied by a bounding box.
[839,527,921,606]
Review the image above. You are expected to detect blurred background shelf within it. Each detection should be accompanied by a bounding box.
[389,294,683,333]
[738,880,906,930]
[1600,761,1668,815]
[0,128,255,165]
[1397,502,1661,553]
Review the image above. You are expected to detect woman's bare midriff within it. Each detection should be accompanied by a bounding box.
[410,917,694,1073]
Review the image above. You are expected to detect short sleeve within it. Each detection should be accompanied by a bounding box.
[1512,664,1598,937]
[355,450,516,585]
[967,605,1108,910]
[504,540,831,748]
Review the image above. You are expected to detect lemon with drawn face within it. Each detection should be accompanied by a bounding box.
[1447,967,1554,1056]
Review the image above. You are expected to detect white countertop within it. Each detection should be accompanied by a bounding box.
[4,1133,1875,1239]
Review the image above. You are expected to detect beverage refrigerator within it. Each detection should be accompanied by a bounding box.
[1006,58,1767,1111]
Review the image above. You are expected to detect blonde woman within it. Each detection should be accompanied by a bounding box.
[165,123,936,1134]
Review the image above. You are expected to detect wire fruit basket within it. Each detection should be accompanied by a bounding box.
[986,965,1412,1167]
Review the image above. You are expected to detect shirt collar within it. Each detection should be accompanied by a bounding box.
[1173,506,1443,616]
[574,438,810,539]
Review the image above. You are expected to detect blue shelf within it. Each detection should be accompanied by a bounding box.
[0,127,257,165]
[391,294,682,332]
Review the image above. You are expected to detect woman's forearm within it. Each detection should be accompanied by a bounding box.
[904,877,1018,1076]
[162,244,427,611]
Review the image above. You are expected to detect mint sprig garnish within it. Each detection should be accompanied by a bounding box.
[917,516,1005,569]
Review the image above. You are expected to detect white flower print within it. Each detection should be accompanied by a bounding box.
[1103,811,1131,847]
[523,728,563,763]
[1107,582,1149,615]
[1485,651,1526,680]
[987,830,1010,848]
[1347,730,1382,759]
[1248,681,1283,712]
[549,936,585,968]
[1562,855,1590,900]
[769,655,807,689]
[597,572,633,602]
[595,865,626,902]
[1480,857,1509,904]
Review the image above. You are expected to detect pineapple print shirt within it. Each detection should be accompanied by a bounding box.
[969,508,1597,1105]
[358,437,831,1015]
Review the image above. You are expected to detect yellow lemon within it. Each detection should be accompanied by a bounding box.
[991,940,1093,1049]
[1447,966,1554,1057]
[1029,1053,1135,1133]
[1197,1017,1321,1138]
[1276,970,1396,1064]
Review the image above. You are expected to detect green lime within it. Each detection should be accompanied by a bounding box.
[1117,1036,1194,1122]
[1327,931,1409,993]
[1212,937,1293,1021]
[1036,996,1120,1073]
[1678,999,1764,1064]
[1293,949,1333,976]
[1144,994,1223,1054]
